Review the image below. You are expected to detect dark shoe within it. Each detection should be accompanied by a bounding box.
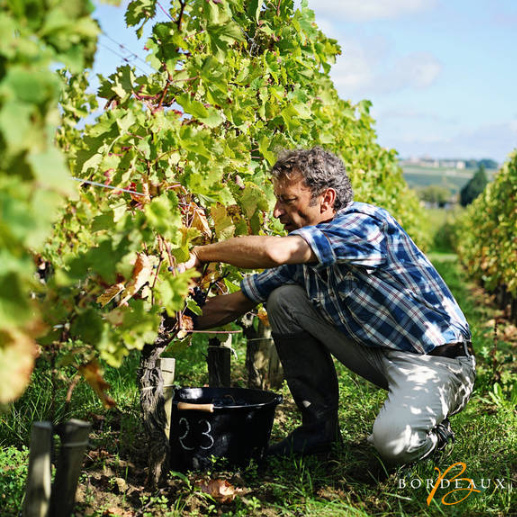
[434,418,455,452]
[398,419,456,469]
[268,418,342,457]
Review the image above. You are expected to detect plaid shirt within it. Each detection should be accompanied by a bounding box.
[241,202,471,354]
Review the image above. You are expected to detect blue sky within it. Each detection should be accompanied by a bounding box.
[92,0,517,163]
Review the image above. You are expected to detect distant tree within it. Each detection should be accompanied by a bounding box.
[460,165,488,206]
[418,185,451,207]
[478,159,498,170]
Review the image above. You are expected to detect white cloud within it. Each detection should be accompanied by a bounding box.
[384,52,442,91]
[329,38,442,97]
[329,38,380,93]
[310,0,437,22]
[379,108,456,124]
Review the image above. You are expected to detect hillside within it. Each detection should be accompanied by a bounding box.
[401,163,498,195]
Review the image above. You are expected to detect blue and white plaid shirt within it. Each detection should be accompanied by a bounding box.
[241,202,471,354]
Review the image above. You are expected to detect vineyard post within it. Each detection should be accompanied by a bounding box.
[207,336,232,387]
[49,420,91,517]
[23,422,53,517]
[244,320,283,390]
[157,357,176,440]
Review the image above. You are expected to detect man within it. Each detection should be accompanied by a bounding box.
[180,147,475,466]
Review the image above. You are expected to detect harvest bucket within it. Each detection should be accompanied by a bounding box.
[169,387,282,471]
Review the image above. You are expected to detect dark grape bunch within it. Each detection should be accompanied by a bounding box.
[191,286,208,307]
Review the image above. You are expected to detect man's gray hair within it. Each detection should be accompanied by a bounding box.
[270,147,353,211]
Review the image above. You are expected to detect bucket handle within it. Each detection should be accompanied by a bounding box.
[176,402,214,413]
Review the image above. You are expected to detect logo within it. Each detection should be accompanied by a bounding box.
[398,462,513,506]
[426,462,480,506]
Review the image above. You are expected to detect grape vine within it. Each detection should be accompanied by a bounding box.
[457,150,517,302]
[0,0,99,403]
[1,0,426,405]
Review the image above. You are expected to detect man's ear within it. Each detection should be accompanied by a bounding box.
[320,188,336,212]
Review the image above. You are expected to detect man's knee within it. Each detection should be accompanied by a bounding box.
[371,415,431,466]
[266,285,307,334]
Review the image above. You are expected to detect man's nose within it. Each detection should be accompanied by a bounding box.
[273,201,284,218]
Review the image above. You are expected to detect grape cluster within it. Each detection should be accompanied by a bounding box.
[191,286,207,307]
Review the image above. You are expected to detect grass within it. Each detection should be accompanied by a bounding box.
[1,240,516,516]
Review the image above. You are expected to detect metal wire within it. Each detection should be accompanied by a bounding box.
[70,177,148,196]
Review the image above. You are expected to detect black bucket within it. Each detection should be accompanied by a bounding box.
[169,387,282,471]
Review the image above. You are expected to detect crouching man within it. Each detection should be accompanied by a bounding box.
[180,147,475,466]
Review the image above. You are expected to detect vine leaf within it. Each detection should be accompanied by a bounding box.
[97,282,126,307]
[118,253,154,306]
[0,328,36,404]
[195,478,242,503]
[211,205,235,240]
[190,206,212,239]
[78,359,116,409]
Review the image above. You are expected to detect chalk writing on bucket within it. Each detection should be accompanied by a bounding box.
[178,417,215,451]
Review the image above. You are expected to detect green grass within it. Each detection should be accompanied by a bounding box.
[1,257,516,516]
[419,207,464,253]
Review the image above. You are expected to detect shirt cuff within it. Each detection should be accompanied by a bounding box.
[240,275,267,304]
[290,226,335,267]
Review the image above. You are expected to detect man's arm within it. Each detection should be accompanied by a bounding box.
[179,235,313,329]
[182,235,317,271]
[195,290,257,330]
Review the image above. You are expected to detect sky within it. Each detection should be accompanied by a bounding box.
[92,0,517,164]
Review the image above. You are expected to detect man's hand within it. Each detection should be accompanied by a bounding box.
[195,291,257,329]
[177,247,203,273]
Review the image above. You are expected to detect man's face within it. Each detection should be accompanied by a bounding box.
[273,174,329,232]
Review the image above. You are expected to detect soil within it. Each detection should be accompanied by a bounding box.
[73,391,298,516]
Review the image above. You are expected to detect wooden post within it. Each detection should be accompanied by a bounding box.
[49,419,91,517]
[23,422,53,517]
[244,320,283,390]
[158,357,176,440]
[207,336,231,387]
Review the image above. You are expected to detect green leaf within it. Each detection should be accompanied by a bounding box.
[120,304,160,348]
[116,110,137,134]
[0,273,32,327]
[247,0,264,23]
[177,94,209,119]
[144,192,181,240]
[205,15,246,61]
[125,0,158,37]
[92,211,115,232]
[155,271,195,316]
[71,308,105,344]
[199,108,224,128]
[240,182,269,219]
[0,68,60,105]
[211,205,235,240]
[0,101,33,154]
[259,136,276,166]
[27,147,72,194]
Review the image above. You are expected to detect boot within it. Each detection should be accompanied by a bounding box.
[268,331,341,457]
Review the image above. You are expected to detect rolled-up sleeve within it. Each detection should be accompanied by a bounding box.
[291,214,387,268]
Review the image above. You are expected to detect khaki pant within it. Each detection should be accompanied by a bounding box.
[266,285,476,465]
